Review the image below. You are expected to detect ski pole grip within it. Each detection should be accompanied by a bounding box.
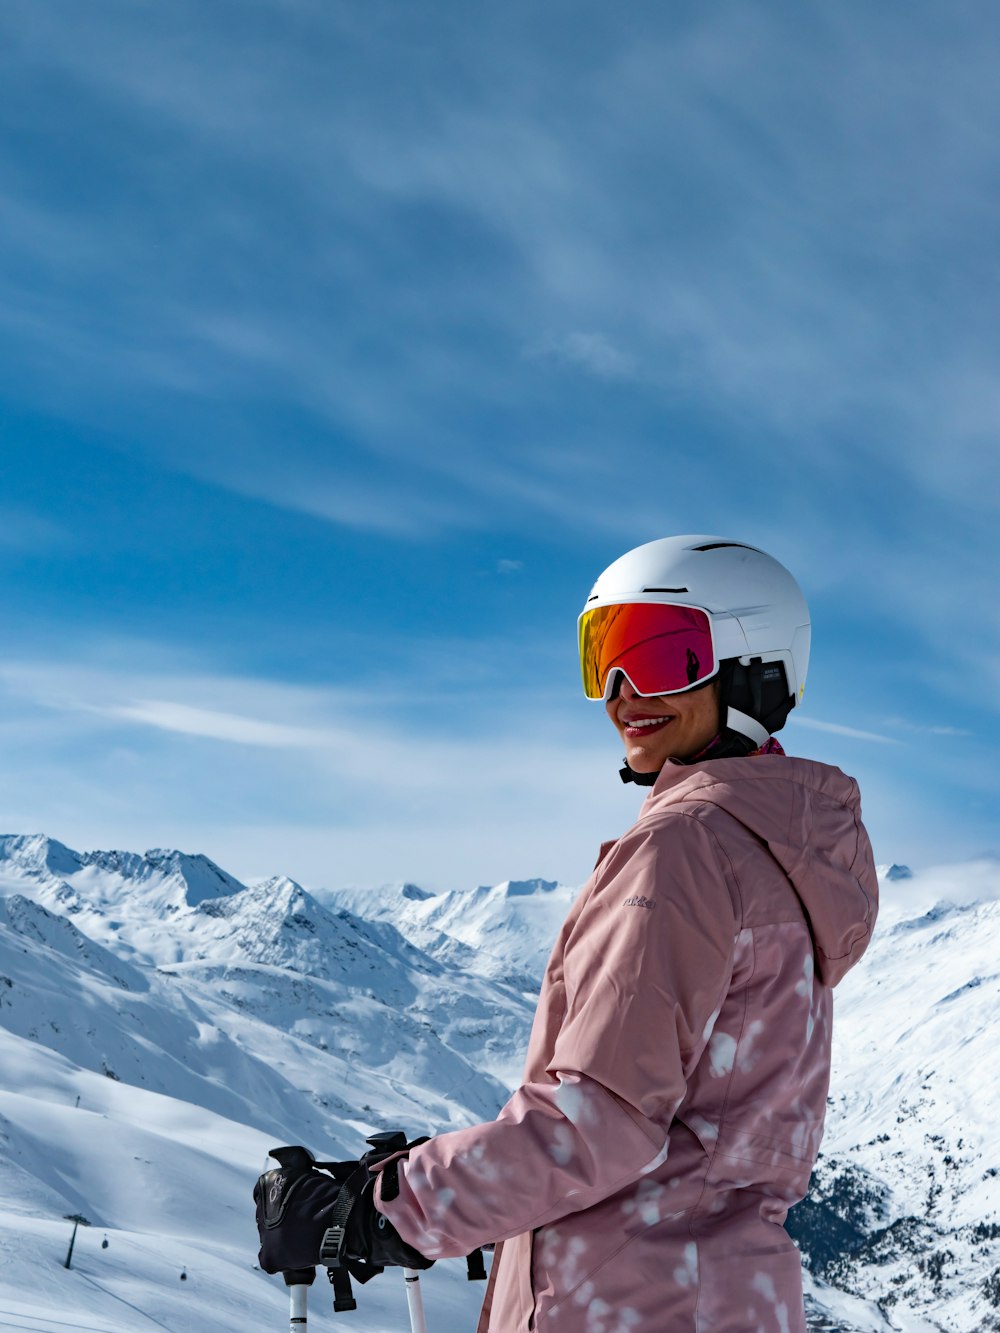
[270,1146,317,1178]
[365,1130,409,1155]
[283,1268,316,1287]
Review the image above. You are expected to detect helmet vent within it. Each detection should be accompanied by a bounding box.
[642,586,688,593]
[691,542,758,553]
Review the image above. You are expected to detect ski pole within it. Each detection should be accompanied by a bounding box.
[403,1267,427,1333]
[284,1267,315,1330]
[289,1283,307,1330]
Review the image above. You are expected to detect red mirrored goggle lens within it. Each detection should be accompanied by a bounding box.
[579,602,716,699]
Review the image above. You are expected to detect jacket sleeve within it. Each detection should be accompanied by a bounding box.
[375,814,739,1258]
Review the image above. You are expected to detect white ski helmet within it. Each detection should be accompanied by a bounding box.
[580,535,811,750]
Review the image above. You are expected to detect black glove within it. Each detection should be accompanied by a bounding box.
[340,1166,434,1270]
[254,1147,342,1275]
[253,1135,433,1277]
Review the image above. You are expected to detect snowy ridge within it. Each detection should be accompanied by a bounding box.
[0,833,245,910]
[787,863,1000,1332]
[325,875,576,992]
[0,837,998,1330]
[0,833,86,881]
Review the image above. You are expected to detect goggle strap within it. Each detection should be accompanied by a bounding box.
[726,707,770,747]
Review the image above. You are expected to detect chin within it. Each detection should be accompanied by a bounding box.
[626,751,667,773]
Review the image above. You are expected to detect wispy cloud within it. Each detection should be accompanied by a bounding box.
[3,0,998,547]
[788,716,901,745]
[105,701,329,750]
[0,2,998,885]
[882,716,971,739]
[1,636,996,885]
[528,331,636,381]
[0,649,643,887]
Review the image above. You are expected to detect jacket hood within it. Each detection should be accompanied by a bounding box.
[641,755,878,986]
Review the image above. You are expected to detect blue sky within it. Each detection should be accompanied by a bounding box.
[1,1,998,891]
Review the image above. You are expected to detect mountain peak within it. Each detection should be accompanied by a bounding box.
[0,833,83,881]
[400,882,433,901]
[138,850,247,905]
[492,878,560,899]
[248,873,306,898]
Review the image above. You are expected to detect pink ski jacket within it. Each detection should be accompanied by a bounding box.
[376,755,878,1332]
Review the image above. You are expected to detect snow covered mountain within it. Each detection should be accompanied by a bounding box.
[0,835,539,1330]
[787,862,1000,1332]
[324,875,576,994]
[0,836,998,1331]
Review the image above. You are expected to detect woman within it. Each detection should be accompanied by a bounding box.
[265,535,878,1332]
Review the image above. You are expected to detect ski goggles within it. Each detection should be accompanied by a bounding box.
[578,601,718,700]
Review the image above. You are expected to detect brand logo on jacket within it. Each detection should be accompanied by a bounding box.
[622,895,655,909]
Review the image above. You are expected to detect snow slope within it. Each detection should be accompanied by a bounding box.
[0,837,536,1330]
[0,1030,490,1332]
[1,838,998,1331]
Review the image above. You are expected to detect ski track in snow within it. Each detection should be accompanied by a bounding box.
[0,835,998,1331]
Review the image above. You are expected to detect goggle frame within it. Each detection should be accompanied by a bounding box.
[578,599,721,702]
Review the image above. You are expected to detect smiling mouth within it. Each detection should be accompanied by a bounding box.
[621,716,674,737]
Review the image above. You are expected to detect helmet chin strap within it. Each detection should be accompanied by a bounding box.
[726,707,770,747]
[619,761,658,785]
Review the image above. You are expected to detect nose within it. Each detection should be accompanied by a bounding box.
[616,674,638,701]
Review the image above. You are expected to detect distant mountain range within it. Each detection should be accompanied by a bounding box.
[0,834,997,1331]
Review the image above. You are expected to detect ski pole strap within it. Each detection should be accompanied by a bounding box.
[326,1265,357,1312]
[318,1162,372,1268]
[466,1248,487,1281]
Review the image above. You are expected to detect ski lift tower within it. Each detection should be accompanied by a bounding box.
[63,1214,90,1269]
